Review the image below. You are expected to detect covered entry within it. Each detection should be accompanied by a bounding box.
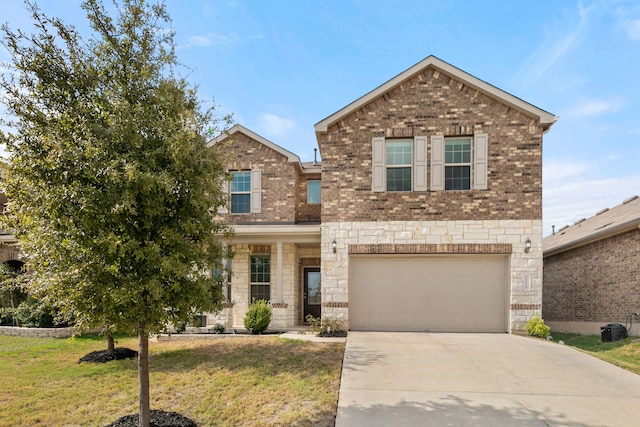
[349,255,508,332]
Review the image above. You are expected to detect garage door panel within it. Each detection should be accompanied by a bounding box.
[350,255,508,332]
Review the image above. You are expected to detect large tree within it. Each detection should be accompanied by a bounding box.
[0,1,231,425]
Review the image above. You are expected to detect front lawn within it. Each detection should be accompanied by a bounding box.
[552,332,640,375]
[0,334,345,426]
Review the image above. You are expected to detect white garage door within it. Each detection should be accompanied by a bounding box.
[349,255,508,332]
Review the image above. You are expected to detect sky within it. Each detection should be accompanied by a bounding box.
[1,0,639,237]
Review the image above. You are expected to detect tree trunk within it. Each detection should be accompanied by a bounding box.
[107,332,115,354]
[138,324,150,427]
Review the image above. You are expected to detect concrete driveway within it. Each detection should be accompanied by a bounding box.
[336,332,640,426]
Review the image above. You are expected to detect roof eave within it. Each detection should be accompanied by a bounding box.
[314,55,557,134]
[544,221,640,257]
[208,124,305,170]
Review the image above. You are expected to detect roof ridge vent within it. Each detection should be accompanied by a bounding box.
[574,218,586,225]
[596,207,609,215]
[623,195,638,204]
[558,225,570,232]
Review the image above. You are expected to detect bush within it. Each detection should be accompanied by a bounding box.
[14,297,56,327]
[305,314,347,337]
[211,323,225,334]
[526,314,550,339]
[244,299,271,334]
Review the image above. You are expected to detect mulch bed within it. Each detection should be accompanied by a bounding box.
[317,330,347,338]
[78,347,138,363]
[107,410,197,427]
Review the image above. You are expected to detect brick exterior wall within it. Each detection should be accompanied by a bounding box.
[317,66,544,223]
[219,133,298,224]
[543,228,640,324]
[296,173,321,223]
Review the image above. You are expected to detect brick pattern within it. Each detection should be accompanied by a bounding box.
[349,243,512,254]
[317,66,544,223]
[0,245,21,263]
[322,302,348,308]
[296,173,321,223]
[543,228,640,323]
[217,133,298,224]
[511,304,541,311]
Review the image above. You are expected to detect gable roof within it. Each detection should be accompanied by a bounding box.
[208,124,321,173]
[314,55,557,134]
[543,195,640,256]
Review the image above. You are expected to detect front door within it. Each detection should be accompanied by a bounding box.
[303,268,321,320]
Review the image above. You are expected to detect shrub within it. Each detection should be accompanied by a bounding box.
[211,323,226,334]
[305,314,347,337]
[526,314,550,339]
[14,297,56,327]
[244,299,271,334]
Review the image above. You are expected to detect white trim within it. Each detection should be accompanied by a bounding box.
[314,55,557,134]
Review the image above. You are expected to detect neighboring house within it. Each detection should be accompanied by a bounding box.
[211,55,556,333]
[543,196,640,335]
[0,193,22,270]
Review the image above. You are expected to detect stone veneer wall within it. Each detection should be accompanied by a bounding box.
[321,219,542,333]
[543,228,640,329]
[0,326,76,338]
[206,242,307,330]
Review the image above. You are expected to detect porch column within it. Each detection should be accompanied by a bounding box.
[276,240,283,303]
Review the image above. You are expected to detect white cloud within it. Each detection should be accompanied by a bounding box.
[563,96,625,118]
[543,160,588,185]
[543,174,640,236]
[179,33,238,49]
[627,19,640,41]
[256,113,295,137]
[512,2,592,85]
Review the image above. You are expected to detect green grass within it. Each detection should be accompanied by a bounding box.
[0,334,345,426]
[552,332,640,375]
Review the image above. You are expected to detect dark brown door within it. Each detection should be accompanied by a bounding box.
[304,268,321,320]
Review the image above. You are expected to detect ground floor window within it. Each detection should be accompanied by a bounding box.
[250,254,271,302]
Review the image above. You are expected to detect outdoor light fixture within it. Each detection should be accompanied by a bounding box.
[332,239,337,254]
[524,238,531,253]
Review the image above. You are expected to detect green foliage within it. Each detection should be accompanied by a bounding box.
[13,297,55,328]
[305,315,347,336]
[244,299,272,334]
[526,314,551,339]
[211,323,226,334]
[0,0,233,336]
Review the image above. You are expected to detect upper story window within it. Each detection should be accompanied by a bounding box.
[307,180,321,204]
[371,136,427,193]
[220,169,261,215]
[386,140,412,192]
[444,138,471,190]
[231,171,251,213]
[431,133,488,191]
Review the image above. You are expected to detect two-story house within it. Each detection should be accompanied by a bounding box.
[211,55,556,333]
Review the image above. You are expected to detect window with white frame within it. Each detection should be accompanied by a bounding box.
[386,140,412,191]
[250,254,270,302]
[226,169,261,214]
[231,171,251,213]
[430,133,488,191]
[371,136,427,192]
[444,138,471,190]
